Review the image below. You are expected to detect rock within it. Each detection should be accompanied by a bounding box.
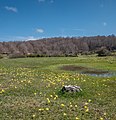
[61,85,82,93]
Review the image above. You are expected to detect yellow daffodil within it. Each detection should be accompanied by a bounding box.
[85,108,89,112]
[63,113,67,116]
[100,117,104,120]
[76,117,79,120]
[46,108,49,111]
[61,104,65,107]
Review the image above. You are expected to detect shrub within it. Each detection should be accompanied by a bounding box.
[9,53,26,59]
[96,47,111,56]
[27,54,38,57]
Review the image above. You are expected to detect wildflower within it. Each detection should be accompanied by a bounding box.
[32,114,36,118]
[104,112,106,116]
[85,102,88,105]
[88,99,91,102]
[46,108,49,111]
[84,106,87,109]
[34,92,37,95]
[55,95,58,98]
[61,104,65,107]
[28,80,31,83]
[47,98,50,103]
[76,117,79,120]
[85,108,89,112]
[63,113,67,116]
[100,117,104,120]
[38,109,42,111]
[38,108,44,111]
[75,105,78,108]
[70,104,73,107]
[2,89,5,93]
[0,89,5,93]
[50,95,53,98]
[54,97,57,100]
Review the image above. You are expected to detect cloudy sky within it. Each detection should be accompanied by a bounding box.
[0,0,116,41]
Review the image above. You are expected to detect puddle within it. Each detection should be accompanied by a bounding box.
[82,72,116,77]
[60,65,116,77]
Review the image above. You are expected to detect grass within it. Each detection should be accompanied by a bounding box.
[0,56,116,120]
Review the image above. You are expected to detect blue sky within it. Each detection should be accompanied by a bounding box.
[0,0,116,41]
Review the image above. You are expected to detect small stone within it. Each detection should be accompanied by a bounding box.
[61,85,82,93]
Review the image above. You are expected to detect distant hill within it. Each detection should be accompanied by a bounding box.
[0,35,116,57]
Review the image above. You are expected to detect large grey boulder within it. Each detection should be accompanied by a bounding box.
[61,85,82,93]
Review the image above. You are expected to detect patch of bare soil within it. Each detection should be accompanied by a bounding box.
[60,65,109,75]
[60,65,89,71]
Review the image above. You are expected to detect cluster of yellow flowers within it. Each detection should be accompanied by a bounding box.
[0,89,5,94]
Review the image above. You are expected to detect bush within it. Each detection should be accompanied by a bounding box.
[9,53,26,59]
[96,47,111,56]
[27,54,38,57]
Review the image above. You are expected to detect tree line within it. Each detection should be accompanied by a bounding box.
[0,35,116,58]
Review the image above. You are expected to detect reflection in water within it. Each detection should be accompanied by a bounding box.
[60,65,116,77]
[82,72,116,77]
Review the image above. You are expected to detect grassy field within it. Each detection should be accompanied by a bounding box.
[0,56,116,120]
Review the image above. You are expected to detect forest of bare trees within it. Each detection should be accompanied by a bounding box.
[0,35,116,58]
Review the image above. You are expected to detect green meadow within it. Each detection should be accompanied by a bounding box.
[0,56,116,120]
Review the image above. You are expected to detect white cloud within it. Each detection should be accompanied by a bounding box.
[0,36,41,41]
[5,6,18,13]
[14,36,41,41]
[25,36,40,40]
[36,28,44,33]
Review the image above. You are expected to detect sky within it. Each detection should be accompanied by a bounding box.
[0,0,116,41]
